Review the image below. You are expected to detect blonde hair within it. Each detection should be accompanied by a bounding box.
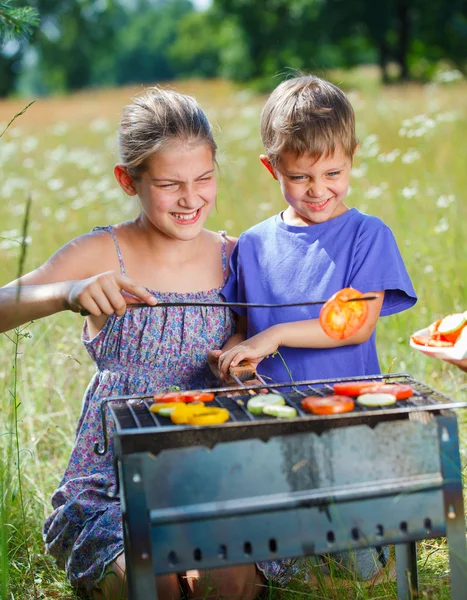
[260,75,358,166]
[118,87,217,179]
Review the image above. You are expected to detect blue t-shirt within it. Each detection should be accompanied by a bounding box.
[222,208,417,383]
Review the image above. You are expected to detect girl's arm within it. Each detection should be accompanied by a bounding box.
[0,233,156,334]
[218,292,384,378]
[208,315,247,380]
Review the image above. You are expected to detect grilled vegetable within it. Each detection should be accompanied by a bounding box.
[332,381,380,396]
[302,395,354,415]
[149,402,183,415]
[189,407,230,426]
[262,405,297,419]
[153,391,214,403]
[357,393,397,407]
[247,394,285,415]
[359,383,413,400]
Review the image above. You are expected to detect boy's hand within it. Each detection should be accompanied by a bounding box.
[66,270,157,316]
[218,328,281,381]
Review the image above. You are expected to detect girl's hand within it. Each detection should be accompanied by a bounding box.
[65,270,157,317]
[218,328,281,381]
[207,350,223,381]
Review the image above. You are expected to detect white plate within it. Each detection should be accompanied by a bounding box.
[410,325,467,361]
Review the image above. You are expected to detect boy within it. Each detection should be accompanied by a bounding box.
[217,74,416,384]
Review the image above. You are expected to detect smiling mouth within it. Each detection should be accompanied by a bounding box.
[170,208,201,224]
[305,198,332,211]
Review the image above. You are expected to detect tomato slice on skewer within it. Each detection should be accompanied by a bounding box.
[319,288,369,340]
[302,395,355,415]
[332,381,380,396]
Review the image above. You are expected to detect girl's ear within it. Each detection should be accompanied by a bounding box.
[114,165,137,196]
[259,155,278,180]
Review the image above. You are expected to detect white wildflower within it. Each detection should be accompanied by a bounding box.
[90,118,111,133]
[352,163,368,178]
[23,157,35,169]
[436,194,455,208]
[22,136,38,153]
[401,187,418,199]
[434,218,449,234]
[401,149,421,164]
[47,178,64,191]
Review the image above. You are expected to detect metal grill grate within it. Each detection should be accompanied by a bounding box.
[108,373,459,432]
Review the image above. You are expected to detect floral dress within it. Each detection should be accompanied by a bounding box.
[42,226,293,592]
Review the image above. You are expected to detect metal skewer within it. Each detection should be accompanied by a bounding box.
[80,295,377,316]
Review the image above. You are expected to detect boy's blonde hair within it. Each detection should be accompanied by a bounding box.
[118,86,217,179]
[260,75,358,166]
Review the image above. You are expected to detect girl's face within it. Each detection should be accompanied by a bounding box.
[134,141,216,240]
[270,146,352,226]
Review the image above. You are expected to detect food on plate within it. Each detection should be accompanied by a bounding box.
[153,390,214,403]
[411,313,467,348]
[319,288,369,340]
[262,405,297,418]
[357,393,397,407]
[332,381,380,396]
[302,395,355,415]
[411,335,454,348]
[247,393,285,415]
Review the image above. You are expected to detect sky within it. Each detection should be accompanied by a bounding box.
[193,0,211,9]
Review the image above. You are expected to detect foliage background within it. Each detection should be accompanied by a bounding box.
[1,0,467,97]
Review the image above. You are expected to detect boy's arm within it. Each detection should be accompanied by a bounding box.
[218,292,384,377]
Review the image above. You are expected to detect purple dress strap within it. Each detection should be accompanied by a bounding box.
[92,226,126,276]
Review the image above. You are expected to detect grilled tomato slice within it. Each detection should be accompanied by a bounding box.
[319,288,369,340]
[302,395,355,415]
[332,381,380,396]
[360,383,413,400]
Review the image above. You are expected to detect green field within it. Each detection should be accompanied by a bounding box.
[0,71,466,598]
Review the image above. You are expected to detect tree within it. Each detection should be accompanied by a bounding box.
[0,0,38,40]
[0,0,38,96]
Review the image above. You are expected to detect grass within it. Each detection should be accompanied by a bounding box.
[0,67,466,598]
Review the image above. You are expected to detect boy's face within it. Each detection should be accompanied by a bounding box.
[264,146,352,226]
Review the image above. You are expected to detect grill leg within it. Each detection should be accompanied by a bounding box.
[437,414,467,599]
[121,456,158,599]
[395,542,418,599]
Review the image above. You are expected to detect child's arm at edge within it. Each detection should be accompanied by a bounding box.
[218,292,384,378]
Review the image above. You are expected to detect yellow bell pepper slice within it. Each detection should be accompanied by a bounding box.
[149,402,181,414]
[170,403,206,424]
[189,407,230,426]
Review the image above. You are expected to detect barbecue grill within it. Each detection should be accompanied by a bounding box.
[96,373,467,599]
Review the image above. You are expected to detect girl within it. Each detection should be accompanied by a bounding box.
[0,88,265,599]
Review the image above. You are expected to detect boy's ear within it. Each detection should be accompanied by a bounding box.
[259,155,278,180]
[114,165,137,196]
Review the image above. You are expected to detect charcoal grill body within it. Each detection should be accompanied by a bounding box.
[105,375,467,599]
